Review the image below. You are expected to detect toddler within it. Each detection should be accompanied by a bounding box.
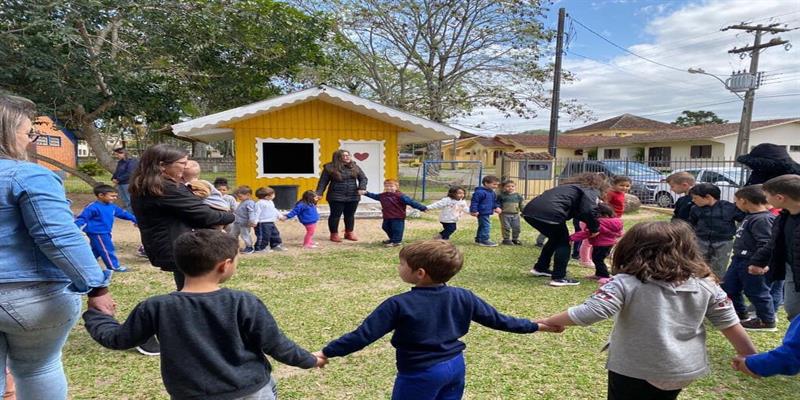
[469,175,502,247]
[364,179,427,247]
[182,160,231,211]
[254,187,285,252]
[281,190,320,249]
[569,203,622,284]
[666,172,695,222]
[689,183,745,277]
[426,186,469,240]
[231,185,258,253]
[496,180,524,245]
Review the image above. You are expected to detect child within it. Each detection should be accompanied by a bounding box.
[732,315,800,378]
[319,240,561,399]
[213,177,239,212]
[254,187,285,252]
[365,179,428,247]
[539,221,757,400]
[497,180,524,245]
[606,176,631,217]
[182,160,231,211]
[83,229,326,399]
[721,185,777,331]
[666,172,696,222]
[469,175,502,247]
[75,184,137,272]
[689,183,745,278]
[426,186,469,240]
[281,190,320,249]
[231,185,258,254]
[569,203,622,284]
[747,174,800,321]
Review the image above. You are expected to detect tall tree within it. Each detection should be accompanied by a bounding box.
[672,110,728,127]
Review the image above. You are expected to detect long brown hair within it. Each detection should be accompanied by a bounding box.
[561,172,610,192]
[129,144,189,197]
[612,220,712,283]
[0,94,36,160]
[325,149,361,181]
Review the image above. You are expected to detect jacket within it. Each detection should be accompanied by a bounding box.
[365,191,427,220]
[749,209,800,291]
[75,201,137,234]
[426,197,469,223]
[112,157,138,185]
[469,186,498,216]
[745,313,800,377]
[285,202,320,225]
[0,159,109,293]
[256,199,280,223]
[497,192,524,214]
[570,217,623,247]
[132,180,234,271]
[522,184,600,233]
[316,163,367,203]
[737,143,800,186]
[689,200,745,243]
[672,195,694,222]
[234,199,258,226]
[606,190,625,217]
[732,211,775,261]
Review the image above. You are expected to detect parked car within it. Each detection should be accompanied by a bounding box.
[652,167,751,208]
[558,160,665,202]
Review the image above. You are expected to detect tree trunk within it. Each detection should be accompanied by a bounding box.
[425,140,443,176]
[192,141,206,157]
[28,152,100,187]
[80,120,117,172]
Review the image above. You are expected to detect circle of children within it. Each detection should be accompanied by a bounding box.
[75,149,800,400]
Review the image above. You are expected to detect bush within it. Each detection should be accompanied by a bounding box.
[78,161,107,176]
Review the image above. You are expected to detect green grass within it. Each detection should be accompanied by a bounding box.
[63,213,798,399]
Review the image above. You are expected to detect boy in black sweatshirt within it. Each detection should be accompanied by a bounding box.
[83,230,325,399]
[319,240,561,399]
[689,183,745,278]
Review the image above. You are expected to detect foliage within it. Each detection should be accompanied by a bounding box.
[673,110,728,127]
[77,160,107,177]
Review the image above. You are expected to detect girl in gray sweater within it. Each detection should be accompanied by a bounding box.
[540,221,757,400]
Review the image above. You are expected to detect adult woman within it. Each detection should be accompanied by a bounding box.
[0,94,114,398]
[316,149,367,242]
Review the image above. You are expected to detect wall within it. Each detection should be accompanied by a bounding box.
[193,157,236,173]
[32,116,76,172]
[598,140,724,162]
[565,129,656,137]
[714,122,800,161]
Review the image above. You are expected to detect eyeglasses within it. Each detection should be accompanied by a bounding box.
[27,127,41,143]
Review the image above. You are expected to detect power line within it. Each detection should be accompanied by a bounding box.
[636,93,800,117]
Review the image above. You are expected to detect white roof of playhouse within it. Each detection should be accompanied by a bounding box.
[171,85,461,144]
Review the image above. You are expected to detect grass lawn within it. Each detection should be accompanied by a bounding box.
[62,204,797,399]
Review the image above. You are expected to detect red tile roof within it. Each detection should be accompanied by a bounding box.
[595,118,799,146]
[503,151,554,160]
[564,114,676,134]
[498,134,618,149]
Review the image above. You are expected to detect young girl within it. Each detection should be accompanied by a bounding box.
[540,221,756,400]
[569,203,622,284]
[426,186,469,240]
[579,176,631,266]
[281,190,320,249]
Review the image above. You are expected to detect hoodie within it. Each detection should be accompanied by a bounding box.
[570,217,623,247]
[469,186,498,216]
[737,143,800,185]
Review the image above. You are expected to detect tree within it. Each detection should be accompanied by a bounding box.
[672,110,728,127]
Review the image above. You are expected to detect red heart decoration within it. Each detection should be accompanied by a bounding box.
[353,152,369,161]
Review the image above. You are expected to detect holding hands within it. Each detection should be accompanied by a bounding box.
[731,355,760,378]
[535,320,565,333]
[313,351,328,368]
[747,265,768,275]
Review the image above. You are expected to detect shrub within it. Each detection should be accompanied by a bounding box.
[78,161,107,176]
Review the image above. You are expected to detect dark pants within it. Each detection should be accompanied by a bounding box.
[722,256,775,322]
[328,201,359,233]
[475,214,491,242]
[440,223,457,240]
[525,216,571,280]
[571,219,582,258]
[592,246,612,278]
[391,353,465,400]
[608,370,681,400]
[254,222,282,250]
[382,218,406,244]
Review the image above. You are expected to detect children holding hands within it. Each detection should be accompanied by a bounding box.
[470,175,502,247]
[254,187,285,252]
[365,179,428,247]
[426,186,469,240]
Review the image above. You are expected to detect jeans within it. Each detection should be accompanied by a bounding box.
[230,223,254,248]
[328,201,359,233]
[607,370,681,400]
[592,246,612,278]
[237,376,277,400]
[499,213,521,241]
[771,279,784,313]
[117,183,132,214]
[475,214,491,242]
[697,239,734,278]
[382,219,405,244]
[722,257,775,322]
[525,217,571,280]
[88,233,119,269]
[571,219,582,258]
[392,353,465,400]
[440,223,457,240]
[254,222,282,251]
[0,282,81,399]
[785,264,799,321]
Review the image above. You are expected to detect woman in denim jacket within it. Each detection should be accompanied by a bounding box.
[0,94,114,399]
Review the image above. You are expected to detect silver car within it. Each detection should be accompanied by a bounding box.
[653,167,751,208]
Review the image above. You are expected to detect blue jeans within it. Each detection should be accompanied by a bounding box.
[440,223,457,240]
[382,219,405,244]
[392,353,465,400]
[772,280,784,312]
[785,264,799,321]
[117,183,132,214]
[254,222,282,251]
[722,257,774,322]
[475,215,491,242]
[0,282,81,399]
[237,376,277,400]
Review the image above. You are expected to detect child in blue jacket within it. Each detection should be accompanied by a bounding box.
[75,184,137,272]
[469,175,502,247]
[733,315,800,378]
[281,190,320,249]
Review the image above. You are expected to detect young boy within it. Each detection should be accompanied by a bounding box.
[231,185,258,254]
[469,175,502,247]
[83,229,326,399]
[213,177,239,212]
[497,180,524,245]
[748,174,800,321]
[721,185,777,331]
[365,179,428,247]
[183,160,230,211]
[606,176,631,217]
[254,187,285,252]
[666,171,696,222]
[732,314,800,378]
[689,183,745,278]
[75,184,137,272]
[318,240,561,399]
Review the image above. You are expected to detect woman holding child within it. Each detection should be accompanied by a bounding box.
[316,149,368,242]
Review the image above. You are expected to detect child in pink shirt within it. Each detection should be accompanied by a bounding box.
[570,203,623,284]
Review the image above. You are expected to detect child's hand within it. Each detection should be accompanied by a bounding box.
[313,351,328,368]
[493,207,502,214]
[535,320,565,333]
[747,265,769,275]
[731,355,760,378]
[470,212,478,217]
[249,223,257,228]
[279,215,287,221]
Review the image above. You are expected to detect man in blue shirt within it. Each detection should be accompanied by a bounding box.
[111,147,138,213]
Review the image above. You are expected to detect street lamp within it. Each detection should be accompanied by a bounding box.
[687,68,744,100]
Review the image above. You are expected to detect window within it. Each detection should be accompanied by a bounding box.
[255,138,320,178]
[35,136,48,146]
[790,145,800,152]
[527,163,549,171]
[648,146,671,167]
[47,136,62,147]
[702,171,734,185]
[603,148,621,159]
[690,145,712,159]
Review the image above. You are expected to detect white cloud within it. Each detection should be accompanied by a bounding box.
[455,0,800,133]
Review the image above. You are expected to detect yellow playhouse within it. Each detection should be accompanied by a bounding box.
[171,85,460,206]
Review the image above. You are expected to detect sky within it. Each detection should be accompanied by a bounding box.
[454,0,800,134]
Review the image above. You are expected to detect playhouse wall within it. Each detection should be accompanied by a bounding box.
[228,100,400,203]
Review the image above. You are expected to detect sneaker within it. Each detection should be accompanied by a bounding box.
[741,319,777,332]
[240,247,255,254]
[384,242,401,247]
[253,247,268,253]
[530,269,553,277]
[512,240,523,245]
[108,266,129,272]
[303,244,319,249]
[549,278,581,287]
[136,336,160,356]
[501,240,513,245]
[271,245,286,252]
[136,245,148,258]
[534,243,544,248]
[737,312,753,322]
[478,240,498,247]
[381,240,393,245]
[597,277,611,285]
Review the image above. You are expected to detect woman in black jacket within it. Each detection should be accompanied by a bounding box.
[316,149,367,242]
[737,143,800,186]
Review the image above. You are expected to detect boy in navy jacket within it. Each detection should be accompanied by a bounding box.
[469,175,502,247]
[689,183,745,278]
[365,179,427,247]
[75,184,137,272]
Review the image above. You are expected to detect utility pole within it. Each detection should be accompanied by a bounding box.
[723,23,791,157]
[547,7,566,157]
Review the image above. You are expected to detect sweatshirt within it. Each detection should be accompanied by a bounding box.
[365,191,427,220]
[256,199,280,223]
[426,197,469,223]
[284,202,319,225]
[672,195,694,222]
[606,190,625,217]
[745,314,800,377]
[83,289,317,400]
[689,200,745,243]
[732,211,775,261]
[75,201,137,234]
[234,199,258,226]
[570,217,623,247]
[469,186,498,216]
[522,184,600,233]
[497,192,524,214]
